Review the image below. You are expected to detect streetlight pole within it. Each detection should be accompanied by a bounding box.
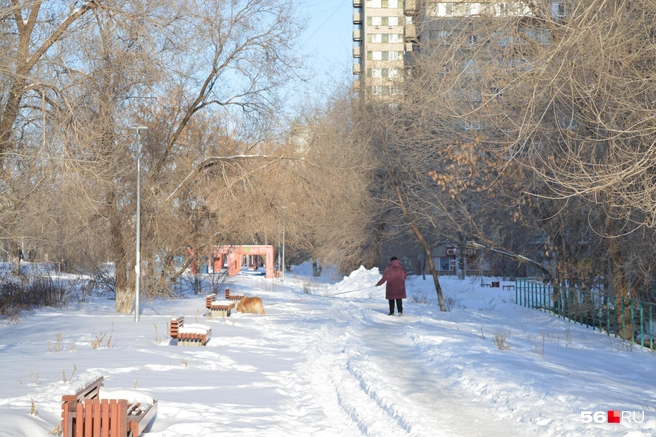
[133,126,147,322]
[280,205,286,282]
[282,222,285,282]
[277,227,281,277]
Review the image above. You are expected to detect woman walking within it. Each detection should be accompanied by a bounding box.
[376,257,408,316]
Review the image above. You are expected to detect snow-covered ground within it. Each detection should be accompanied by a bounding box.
[0,263,655,436]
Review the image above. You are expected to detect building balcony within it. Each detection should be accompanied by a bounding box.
[354,12,362,24]
[353,46,362,58]
[353,64,362,75]
[354,80,361,91]
[405,0,417,14]
[354,0,362,7]
[405,24,417,41]
[405,42,414,52]
[353,29,362,41]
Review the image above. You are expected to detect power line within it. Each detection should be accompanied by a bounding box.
[303,0,349,47]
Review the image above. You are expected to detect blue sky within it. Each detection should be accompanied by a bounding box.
[294,0,354,101]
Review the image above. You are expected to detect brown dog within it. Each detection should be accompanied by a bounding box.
[235,297,266,315]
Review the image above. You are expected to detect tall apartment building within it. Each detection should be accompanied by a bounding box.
[354,1,570,98]
[353,0,417,98]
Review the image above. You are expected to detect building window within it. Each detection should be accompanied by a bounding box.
[428,4,441,16]
[553,2,567,17]
[464,120,481,130]
[388,16,399,26]
[371,68,382,77]
[491,87,503,102]
[469,2,480,15]
[371,85,383,95]
[368,16,382,26]
[445,2,468,17]
[369,33,383,43]
[499,33,513,46]
[431,30,451,45]
[368,0,382,8]
[388,51,399,60]
[466,34,478,48]
[367,51,383,60]
[388,68,399,79]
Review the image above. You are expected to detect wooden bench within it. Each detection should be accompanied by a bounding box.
[224,288,245,302]
[481,282,491,287]
[206,294,235,317]
[61,376,157,437]
[169,316,212,346]
[502,285,514,290]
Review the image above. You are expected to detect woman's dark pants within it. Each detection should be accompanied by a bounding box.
[388,299,403,314]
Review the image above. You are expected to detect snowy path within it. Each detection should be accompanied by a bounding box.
[2,271,655,436]
[298,299,525,437]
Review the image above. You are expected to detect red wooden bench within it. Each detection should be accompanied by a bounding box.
[224,288,245,302]
[169,316,212,346]
[61,376,157,437]
[206,294,235,317]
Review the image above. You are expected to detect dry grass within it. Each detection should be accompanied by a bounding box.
[409,290,429,304]
[92,323,115,349]
[48,333,64,353]
[493,330,511,350]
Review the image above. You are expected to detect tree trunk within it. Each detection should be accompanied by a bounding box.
[605,214,632,340]
[312,259,322,277]
[108,191,133,314]
[393,179,447,311]
[9,241,22,275]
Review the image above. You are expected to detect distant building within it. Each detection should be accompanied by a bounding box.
[353,0,412,99]
[353,1,570,99]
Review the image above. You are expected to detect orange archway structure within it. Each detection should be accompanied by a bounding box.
[209,245,275,279]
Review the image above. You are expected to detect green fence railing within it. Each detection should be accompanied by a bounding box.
[515,279,656,348]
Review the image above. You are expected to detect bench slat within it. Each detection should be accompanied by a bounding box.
[75,402,83,437]
[84,399,93,436]
[101,400,109,437]
[93,400,101,437]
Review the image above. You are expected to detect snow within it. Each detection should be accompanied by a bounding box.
[177,323,211,335]
[99,387,155,405]
[0,265,655,436]
[311,265,384,298]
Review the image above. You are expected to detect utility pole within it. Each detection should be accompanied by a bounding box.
[133,126,147,322]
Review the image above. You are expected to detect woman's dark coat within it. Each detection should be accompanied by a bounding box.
[376,260,408,299]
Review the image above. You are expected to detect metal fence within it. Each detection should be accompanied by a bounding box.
[515,279,656,348]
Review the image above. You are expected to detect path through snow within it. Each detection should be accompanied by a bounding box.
[1,270,655,436]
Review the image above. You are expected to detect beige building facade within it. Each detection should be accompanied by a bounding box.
[354,1,570,98]
[353,0,416,98]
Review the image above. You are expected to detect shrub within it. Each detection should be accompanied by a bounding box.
[0,274,72,320]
